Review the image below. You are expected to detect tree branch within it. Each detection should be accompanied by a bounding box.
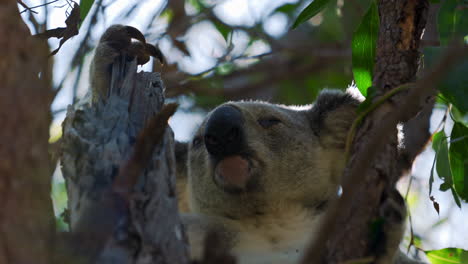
[164,47,349,99]
[300,41,467,264]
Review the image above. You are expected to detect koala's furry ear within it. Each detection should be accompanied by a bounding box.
[307,90,360,148]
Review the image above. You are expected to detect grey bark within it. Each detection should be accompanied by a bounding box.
[61,56,189,263]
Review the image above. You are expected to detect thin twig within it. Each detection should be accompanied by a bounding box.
[344,83,413,162]
[19,0,59,14]
[17,0,38,14]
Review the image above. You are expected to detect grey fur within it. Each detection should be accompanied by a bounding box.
[175,90,425,264]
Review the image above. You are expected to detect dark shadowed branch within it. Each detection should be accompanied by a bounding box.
[0,1,55,263]
[300,40,468,264]
[113,103,178,201]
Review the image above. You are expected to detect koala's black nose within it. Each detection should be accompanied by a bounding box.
[204,105,244,157]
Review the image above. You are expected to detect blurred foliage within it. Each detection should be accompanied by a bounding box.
[424,47,468,113]
[163,0,369,107]
[51,180,68,231]
[422,0,468,212]
[79,0,94,27]
[438,0,468,45]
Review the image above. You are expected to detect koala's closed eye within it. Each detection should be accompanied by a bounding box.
[258,117,282,128]
[192,136,203,148]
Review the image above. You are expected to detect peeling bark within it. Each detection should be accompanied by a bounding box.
[61,55,189,263]
[0,1,55,264]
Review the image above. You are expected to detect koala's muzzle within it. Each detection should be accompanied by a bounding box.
[204,105,245,158]
[204,105,252,193]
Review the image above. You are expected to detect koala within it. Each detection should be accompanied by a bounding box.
[176,94,356,263]
[89,25,423,264]
[176,94,426,264]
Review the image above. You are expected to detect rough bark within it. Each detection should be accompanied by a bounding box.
[0,1,55,264]
[299,1,432,264]
[327,0,429,262]
[61,55,189,263]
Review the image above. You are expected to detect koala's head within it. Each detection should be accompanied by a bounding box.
[178,91,359,218]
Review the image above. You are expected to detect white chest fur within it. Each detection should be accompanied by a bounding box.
[230,206,324,264]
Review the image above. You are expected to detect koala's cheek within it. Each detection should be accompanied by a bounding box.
[188,151,209,181]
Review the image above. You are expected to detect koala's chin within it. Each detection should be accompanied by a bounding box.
[175,91,423,264]
[213,155,253,193]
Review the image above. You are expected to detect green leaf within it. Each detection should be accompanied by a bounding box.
[433,131,453,184]
[351,0,379,96]
[430,150,437,195]
[438,0,468,45]
[426,248,468,264]
[187,0,208,13]
[213,21,231,41]
[215,62,235,75]
[275,3,300,16]
[52,180,69,231]
[434,131,453,182]
[450,106,468,126]
[79,0,94,26]
[451,186,462,208]
[449,122,468,202]
[291,0,331,29]
[439,182,451,191]
[424,47,468,112]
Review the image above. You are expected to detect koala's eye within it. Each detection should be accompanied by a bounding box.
[258,117,282,128]
[192,136,203,148]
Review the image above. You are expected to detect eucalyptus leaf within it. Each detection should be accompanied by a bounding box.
[351,0,379,96]
[79,0,94,27]
[451,187,462,208]
[426,248,468,264]
[213,21,231,41]
[429,150,437,195]
[449,122,468,202]
[291,0,331,29]
[439,182,451,192]
[433,131,453,185]
[275,3,300,16]
[450,106,468,126]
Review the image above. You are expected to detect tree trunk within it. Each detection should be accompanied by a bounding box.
[61,54,189,263]
[327,0,429,262]
[299,1,432,263]
[0,1,55,264]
